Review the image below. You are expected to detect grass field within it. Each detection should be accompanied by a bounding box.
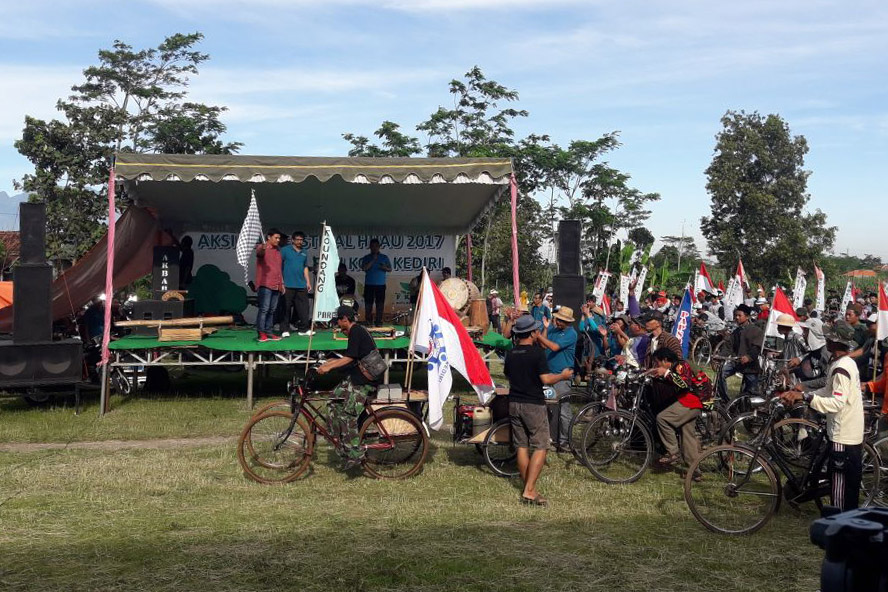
[0,368,823,592]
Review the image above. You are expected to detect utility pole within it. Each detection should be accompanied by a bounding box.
[676,219,686,271]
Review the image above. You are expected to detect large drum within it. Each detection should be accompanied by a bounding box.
[468,299,489,334]
[439,278,471,313]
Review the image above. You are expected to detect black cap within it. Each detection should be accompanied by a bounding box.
[335,305,356,321]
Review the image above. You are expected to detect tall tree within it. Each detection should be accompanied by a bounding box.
[701,110,835,284]
[15,33,240,261]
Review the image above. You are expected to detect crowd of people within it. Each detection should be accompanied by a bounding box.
[497,279,886,509]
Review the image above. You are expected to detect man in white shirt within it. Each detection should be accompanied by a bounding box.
[783,320,864,510]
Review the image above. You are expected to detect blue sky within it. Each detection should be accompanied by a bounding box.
[1,0,886,259]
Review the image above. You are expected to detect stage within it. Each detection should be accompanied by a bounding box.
[103,326,511,412]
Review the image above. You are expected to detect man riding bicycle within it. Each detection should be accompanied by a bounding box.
[317,305,381,468]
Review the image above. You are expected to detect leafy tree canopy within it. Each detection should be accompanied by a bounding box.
[15,32,241,261]
[701,110,835,285]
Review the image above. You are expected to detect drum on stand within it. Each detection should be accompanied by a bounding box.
[439,278,469,313]
[468,299,489,334]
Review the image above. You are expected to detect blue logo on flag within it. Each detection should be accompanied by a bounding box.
[671,288,694,359]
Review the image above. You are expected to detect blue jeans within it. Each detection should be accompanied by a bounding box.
[257,286,281,335]
[716,359,760,403]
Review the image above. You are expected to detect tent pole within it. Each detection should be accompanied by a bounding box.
[509,174,521,307]
[405,268,427,397]
[466,234,473,283]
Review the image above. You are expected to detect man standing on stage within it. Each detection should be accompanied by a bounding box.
[255,228,284,342]
[280,231,312,337]
[360,238,392,325]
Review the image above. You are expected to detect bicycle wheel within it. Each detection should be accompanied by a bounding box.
[580,410,653,484]
[568,401,604,460]
[870,436,888,507]
[861,441,882,507]
[482,418,519,477]
[718,411,767,447]
[685,445,781,535]
[771,418,821,470]
[252,399,290,417]
[112,369,132,395]
[710,340,732,373]
[237,410,314,484]
[691,337,712,367]
[360,409,428,480]
[696,402,729,450]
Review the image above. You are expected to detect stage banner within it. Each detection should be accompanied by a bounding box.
[184,231,457,319]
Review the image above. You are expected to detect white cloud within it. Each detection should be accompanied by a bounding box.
[0,64,82,142]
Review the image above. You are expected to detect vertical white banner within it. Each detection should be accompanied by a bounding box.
[814,265,825,312]
[636,266,649,297]
[792,268,807,310]
[619,274,630,307]
[592,271,611,302]
[840,280,854,313]
[312,225,341,322]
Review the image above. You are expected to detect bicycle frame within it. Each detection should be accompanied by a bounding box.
[274,376,401,456]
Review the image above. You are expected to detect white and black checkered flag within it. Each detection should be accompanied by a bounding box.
[235,190,263,284]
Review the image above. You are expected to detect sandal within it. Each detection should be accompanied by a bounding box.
[682,469,703,482]
[521,494,549,507]
[657,453,680,466]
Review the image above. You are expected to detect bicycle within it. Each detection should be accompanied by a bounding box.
[236,365,429,483]
[684,396,881,535]
[578,368,729,484]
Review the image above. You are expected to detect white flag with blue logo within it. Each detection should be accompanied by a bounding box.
[312,225,341,322]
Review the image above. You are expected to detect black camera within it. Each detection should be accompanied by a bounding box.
[811,507,888,591]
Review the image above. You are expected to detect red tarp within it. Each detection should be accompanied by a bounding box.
[0,207,169,331]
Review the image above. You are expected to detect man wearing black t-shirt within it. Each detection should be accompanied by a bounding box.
[317,305,379,467]
[505,315,573,507]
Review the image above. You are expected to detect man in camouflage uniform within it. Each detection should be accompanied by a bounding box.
[317,305,379,467]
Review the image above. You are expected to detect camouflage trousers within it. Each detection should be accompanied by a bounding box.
[328,379,374,461]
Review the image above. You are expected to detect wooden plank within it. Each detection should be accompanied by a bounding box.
[115,315,234,328]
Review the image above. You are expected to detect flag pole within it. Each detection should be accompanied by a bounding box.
[405,267,427,397]
[303,221,325,376]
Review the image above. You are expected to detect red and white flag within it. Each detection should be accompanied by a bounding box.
[764,287,800,338]
[737,259,749,289]
[601,293,612,317]
[409,269,494,430]
[694,262,715,294]
[877,282,888,342]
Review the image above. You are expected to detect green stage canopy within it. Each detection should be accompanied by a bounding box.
[115,153,513,235]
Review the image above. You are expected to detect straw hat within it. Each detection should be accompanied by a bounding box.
[775,313,796,328]
[489,289,498,295]
[553,306,575,323]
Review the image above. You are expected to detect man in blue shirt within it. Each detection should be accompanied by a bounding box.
[538,305,578,450]
[530,292,552,324]
[360,238,392,325]
[280,231,312,337]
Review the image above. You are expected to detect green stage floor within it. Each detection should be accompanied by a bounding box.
[108,326,512,352]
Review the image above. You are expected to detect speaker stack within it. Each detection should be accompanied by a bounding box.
[0,203,82,389]
[553,220,585,326]
[129,246,194,335]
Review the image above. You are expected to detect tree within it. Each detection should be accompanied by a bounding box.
[342,121,421,157]
[701,110,835,284]
[14,33,240,261]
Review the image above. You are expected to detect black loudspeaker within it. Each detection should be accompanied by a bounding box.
[552,274,586,328]
[152,246,180,298]
[13,264,52,343]
[130,299,195,335]
[0,340,83,388]
[558,220,582,275]
[19,202,46,264]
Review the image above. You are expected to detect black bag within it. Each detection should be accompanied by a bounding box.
[358,349,388,381]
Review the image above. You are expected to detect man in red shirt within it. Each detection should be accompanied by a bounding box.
[255,228,284,342]
[648,347,702,474]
